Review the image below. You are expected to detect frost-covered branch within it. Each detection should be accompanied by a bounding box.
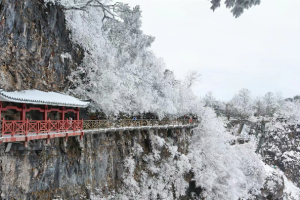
[210,0,261,18]
[46,0,138,22]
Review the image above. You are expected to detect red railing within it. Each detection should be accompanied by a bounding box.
[0,119,198,138]
[1,119,83,137]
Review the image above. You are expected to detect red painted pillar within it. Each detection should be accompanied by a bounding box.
[20,103,26,121]
[61,106,65,120]
[76,107,80,120]
[0,102,2,120]
[43,105,48,120]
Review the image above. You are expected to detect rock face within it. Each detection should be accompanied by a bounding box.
[226,118,300,199]
[0,128,192,199]
[261,123,300,188]
[0,0,83,91]
[258,170,284,200]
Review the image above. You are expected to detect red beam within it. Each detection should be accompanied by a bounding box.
[1,106,22,112]
[48,108,63,113]
[27,107,45,112]
[65,109,77,113]
[1,131,84,146]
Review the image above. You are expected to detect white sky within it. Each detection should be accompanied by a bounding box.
[121,0,300,101]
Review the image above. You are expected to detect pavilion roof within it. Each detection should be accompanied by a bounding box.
[0,90,89,108]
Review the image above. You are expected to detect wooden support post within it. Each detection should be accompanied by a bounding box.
[21,103,26,121]
[43,105,48,120]
[46,135,50,144]
[76,107,80,120]
[2,118,4,136]
[25,119,28,135]
[24,137,29,148]
[80,132,84,140]
[0,102,2,120]
[61,106,65,120]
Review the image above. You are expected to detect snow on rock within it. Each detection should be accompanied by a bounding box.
[60,52,72,63]
[262,164,300,200]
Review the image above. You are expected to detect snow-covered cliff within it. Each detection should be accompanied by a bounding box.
[1,1,300,199]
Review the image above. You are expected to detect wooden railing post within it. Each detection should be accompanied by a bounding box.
[1,118,4,137]
[47,118,50,134]
[66,119,69,132]
[56,120,59,133]
[73,120,75,132]
[12,121,15,137]
[0,102,2,120]
[26,119,29,135]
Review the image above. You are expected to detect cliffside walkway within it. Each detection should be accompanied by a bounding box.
[0,119,198,147]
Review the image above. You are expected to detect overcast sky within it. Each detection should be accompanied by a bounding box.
[121,0,300,101]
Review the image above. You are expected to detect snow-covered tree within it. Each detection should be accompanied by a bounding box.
[210,0,261,18]
[188,106,265,199]
[263,92,279,116]
[230,88,254,119]
[252,92,283,117]
[278,100,300,124]
[43,0,202,118]
[184,70,201,88]
[202,91,216,108]
[253,96,266,116]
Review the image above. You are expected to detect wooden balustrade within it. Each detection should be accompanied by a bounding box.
[0,119,197,137]
[1,119,83,137]
[0,119,198,147]
[82,119,195,130]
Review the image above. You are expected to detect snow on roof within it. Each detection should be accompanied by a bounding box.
[0,90,89,108]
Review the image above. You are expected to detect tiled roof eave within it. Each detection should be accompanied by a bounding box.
[0,91,88,108]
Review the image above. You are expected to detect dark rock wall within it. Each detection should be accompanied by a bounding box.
[241,120,300,193]
[0,0,83,91]
[0,128,192,199]
[261,128,300,188]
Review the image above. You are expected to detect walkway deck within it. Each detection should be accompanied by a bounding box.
[0,119,198,147]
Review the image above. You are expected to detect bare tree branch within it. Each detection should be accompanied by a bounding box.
[61,0,122,22]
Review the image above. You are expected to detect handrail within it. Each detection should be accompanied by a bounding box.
[0,119,198,138]
[82,119,198,130]
[1,119,83,137]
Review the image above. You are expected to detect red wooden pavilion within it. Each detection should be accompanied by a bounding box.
[0,90,89,147]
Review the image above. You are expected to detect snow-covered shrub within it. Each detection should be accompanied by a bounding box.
[188,106,265,199]
[112,133,192,200]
